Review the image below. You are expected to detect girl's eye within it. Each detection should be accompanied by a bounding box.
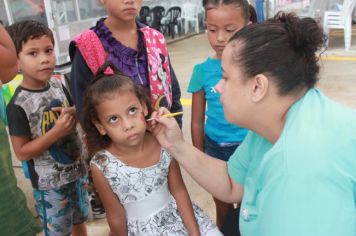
[108,116,119,124]
[128,107,138,115]
[28,51,37,56]
[46,48,53,54]
[227,29,236,33]
[207,26,216,32]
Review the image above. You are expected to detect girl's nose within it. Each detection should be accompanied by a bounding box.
[40,54,50,64]
[217,31,226,43]
[122,118,134,132]
[215,79,224,94]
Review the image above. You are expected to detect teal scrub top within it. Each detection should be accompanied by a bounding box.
[228,88,356,236]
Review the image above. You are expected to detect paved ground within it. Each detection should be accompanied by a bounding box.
[11,26,356,235]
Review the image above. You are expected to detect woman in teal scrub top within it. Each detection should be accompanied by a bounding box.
[151,12,356,236]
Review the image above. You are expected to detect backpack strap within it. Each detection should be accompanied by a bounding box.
[140,27,173,109]
[74,27,170,108]
[74,29,112,75]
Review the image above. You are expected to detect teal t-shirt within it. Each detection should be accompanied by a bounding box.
[187,57,247,143]
[228,88,356,236]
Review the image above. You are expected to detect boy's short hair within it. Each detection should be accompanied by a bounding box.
[6,20,54,55]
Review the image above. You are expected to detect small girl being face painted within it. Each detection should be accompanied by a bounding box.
[81,62,151,153]
[94,90,148,148]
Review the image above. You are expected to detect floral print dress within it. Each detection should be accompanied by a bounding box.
[91,149,222,236]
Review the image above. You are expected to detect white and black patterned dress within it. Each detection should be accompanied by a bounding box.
[91,149,222,236]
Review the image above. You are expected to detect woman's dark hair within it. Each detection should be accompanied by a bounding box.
[6,20,54,55]
[228,12,326,95]
[203,0,250,22]
[81,62,151,156]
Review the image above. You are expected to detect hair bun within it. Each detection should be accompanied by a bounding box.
[272,12,326,56]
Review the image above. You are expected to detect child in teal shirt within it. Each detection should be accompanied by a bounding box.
[187,0,250,229]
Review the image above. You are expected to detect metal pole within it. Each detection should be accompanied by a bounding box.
[74,0,81,21]
[43,0,54,29]
[43,0,61,67]
[4,0,13,25]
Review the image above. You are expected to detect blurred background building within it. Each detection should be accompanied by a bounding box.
[0,0,354,73]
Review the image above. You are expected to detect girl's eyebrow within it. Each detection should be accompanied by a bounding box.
[207,23,239,27]
[24,45,53,52]
[23,47,38,51]
[127,104,140,111]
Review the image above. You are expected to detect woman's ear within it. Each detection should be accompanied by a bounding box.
[251,74,269,103]
[93,121,106,136]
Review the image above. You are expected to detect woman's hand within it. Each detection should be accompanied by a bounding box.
[150,107,184,154]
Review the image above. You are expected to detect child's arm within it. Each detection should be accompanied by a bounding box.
[91,164,128,235]
[168,159,200,236]
[0,25,18,83]
[69,47,92,115]
[10,107,77,161]
[191,90,206,151]
[168,63,183,128]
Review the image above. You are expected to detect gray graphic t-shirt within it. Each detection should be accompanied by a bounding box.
[7,78,86,190]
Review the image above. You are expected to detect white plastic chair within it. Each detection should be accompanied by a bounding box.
[181,2,199,34]
[323,0,356,51]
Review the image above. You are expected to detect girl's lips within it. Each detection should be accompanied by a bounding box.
[123,8,137,14]
[215,46,225,51]
[39,68,53,73]
[127,133,139,141]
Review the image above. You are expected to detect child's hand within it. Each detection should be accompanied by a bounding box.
[52,106,77,137]
[52,106,76,116]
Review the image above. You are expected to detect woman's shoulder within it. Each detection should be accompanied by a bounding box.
[297,89,356,124]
